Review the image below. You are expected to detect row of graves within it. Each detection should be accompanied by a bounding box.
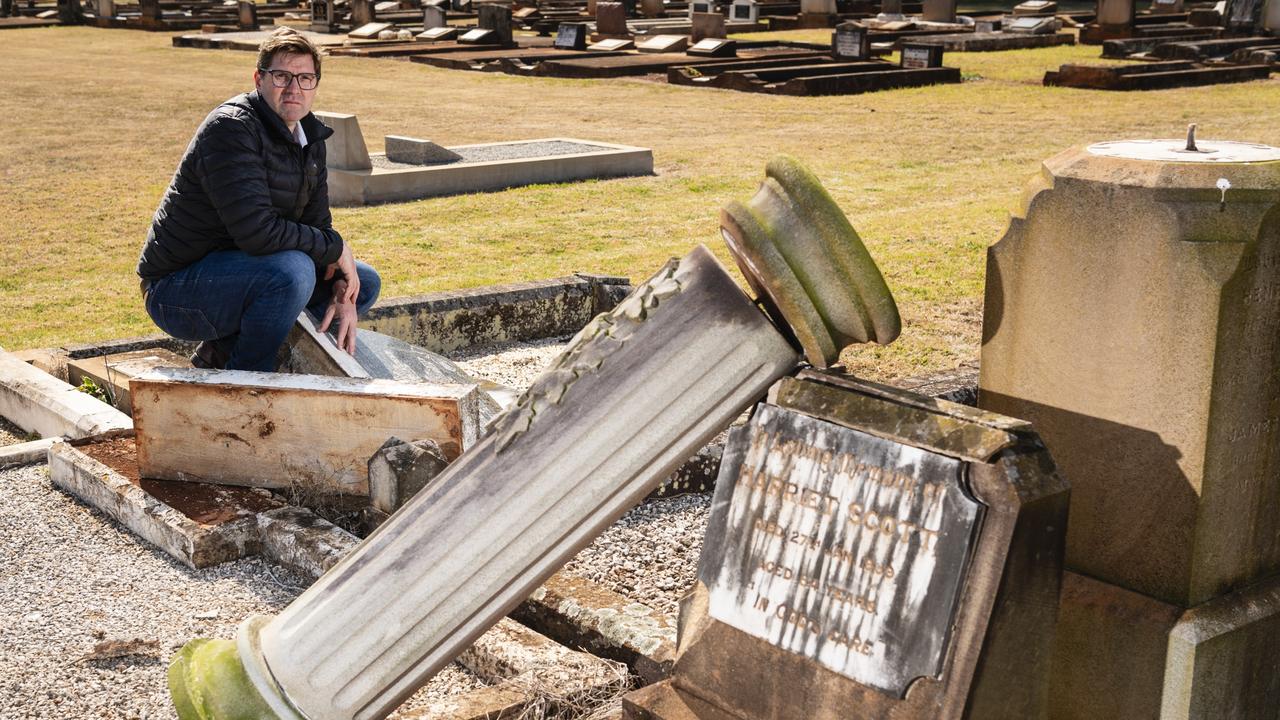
[1045,0,1279,88]
[6,133,1280,719]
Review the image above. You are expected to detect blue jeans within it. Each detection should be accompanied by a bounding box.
[144,249,381,372]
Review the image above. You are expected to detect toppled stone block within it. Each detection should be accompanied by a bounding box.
[368,436,450,515]
[258,506,360,580]
[385,135,463,165]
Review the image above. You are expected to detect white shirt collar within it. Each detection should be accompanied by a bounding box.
[292,121,308,148]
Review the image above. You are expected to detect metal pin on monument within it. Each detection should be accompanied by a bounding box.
[1217,177,1231,212]
[166,156,901,720]
[1185,123,1198,152]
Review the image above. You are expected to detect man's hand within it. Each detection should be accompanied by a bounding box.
[323,242,360,306]
[318,278,359,355]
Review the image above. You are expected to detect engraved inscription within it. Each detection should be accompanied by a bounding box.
[703,404,982,696]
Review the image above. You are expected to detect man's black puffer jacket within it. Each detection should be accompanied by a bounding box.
[137,91,343,281]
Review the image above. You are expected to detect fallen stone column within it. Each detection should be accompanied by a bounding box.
[168,156,901,720]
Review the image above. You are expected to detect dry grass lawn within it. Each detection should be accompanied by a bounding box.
[0,26,1277,378]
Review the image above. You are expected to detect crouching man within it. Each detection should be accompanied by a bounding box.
[137,27,379,371]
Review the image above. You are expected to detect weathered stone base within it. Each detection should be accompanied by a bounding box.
[1051,570,1280,720]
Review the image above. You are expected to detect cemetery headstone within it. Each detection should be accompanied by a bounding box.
[418,24,458,38]
[477,2,513,44]
[687,36,735,54]
[689,0,714,12]
[980,136,1280,718]
[1012,0,1056,14]
[237,1,258,29]
[595,0,630,36]
[1149,0,1183,13]
[139,0,160,24]
[554,21,589,48]
[974,18,999,31]
[1222,0,1266,33]
[641,0,664,17]
[921,0,956,23]
[457,26,499,42]
[351,0,375,27]
[56,0,83,24]
[1095,0,1133,27]
[1004,15,1055,32]
[899,43,943,67]
[880,0,903,14]
[589,36,635,49]
[622,373,1068,720]
[1265,0,1279,31]
[730,0,758,21]
[451,0,471,11]
[94,0,112,18]
[637,32,687,51]
[310,0,337,33]
[690,9,726,40]
[314,111,373,171]
[422,4,445,27]
[349,20,392,36]
[832,21,869,59]
[587,0,598,15]
[800,0,836,15]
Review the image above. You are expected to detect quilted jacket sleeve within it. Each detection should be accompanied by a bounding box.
[196,112,344,266]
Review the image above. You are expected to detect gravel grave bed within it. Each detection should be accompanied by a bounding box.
[447,336,570,390]
[561,493,712,616]
[0,462,486,719]
[370,141,612,170]
[0,415,33,446]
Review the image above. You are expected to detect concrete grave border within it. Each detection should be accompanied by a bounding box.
[15,274,631,373]
[0,349,133,440]
[47,432,263,569]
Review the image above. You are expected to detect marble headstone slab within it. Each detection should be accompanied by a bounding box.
[702,403,981,696]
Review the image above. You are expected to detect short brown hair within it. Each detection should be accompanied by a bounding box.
[256,26,323,77]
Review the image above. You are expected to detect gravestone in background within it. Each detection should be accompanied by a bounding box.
[980,136,1280,718]
[730,0,758,21]
[1222,0,1266,33]
[921,0,956,22]
[624,372,1068,720]
[595,0,630,36]
[350,0,375,27]
[310,0,337,33]
[138,0,160,24]
[237,1,258,29]
[641,0,664,17]
[422,4,445,27]
[690,10,726,40]
[832,21,869,59]
[554,21,589,48]
[477,3,513,44]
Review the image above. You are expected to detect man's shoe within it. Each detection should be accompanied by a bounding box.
[190,340,230,370]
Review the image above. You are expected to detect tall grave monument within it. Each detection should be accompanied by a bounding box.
[166,157,904,720]
[980,131,1280,718]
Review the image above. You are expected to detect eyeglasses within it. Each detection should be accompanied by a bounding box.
[258,68,320,90]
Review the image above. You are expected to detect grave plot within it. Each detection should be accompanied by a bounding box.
[1043,59,1272,89]
[316,111,653,205]
[668,37,960,95]
[498,40,822,77]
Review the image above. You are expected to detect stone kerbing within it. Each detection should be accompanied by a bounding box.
[516,571,677,686]
[48,436,261,569]
[0,350,133,439]
[0,437,61,469]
